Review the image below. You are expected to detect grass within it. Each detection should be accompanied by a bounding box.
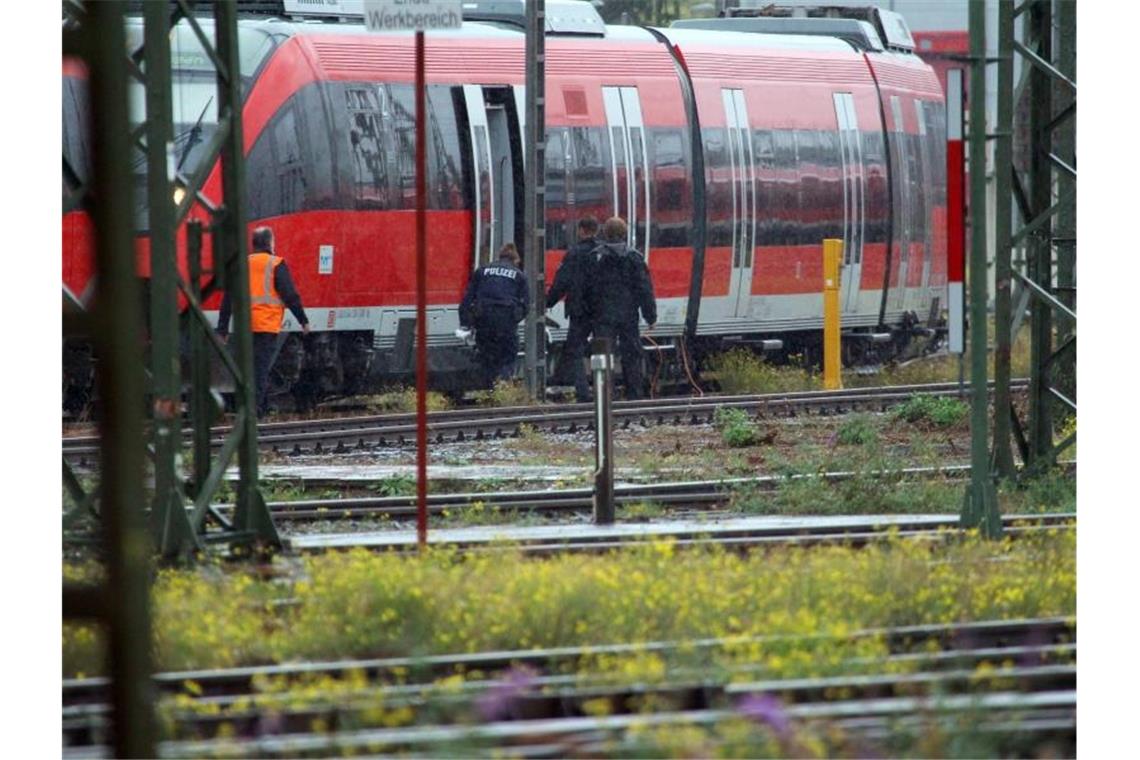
[471,379,531,408]
[707,349,821,395]
[836,414,879,446]
[891,395,969,427]
[712,406,759,447]
[63,530,1074,679]
[360,387,451,414]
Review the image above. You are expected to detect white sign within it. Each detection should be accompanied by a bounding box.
[363,0,462,30]
[319,245,334,275]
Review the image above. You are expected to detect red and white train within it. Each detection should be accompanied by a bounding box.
[62,1,947,406]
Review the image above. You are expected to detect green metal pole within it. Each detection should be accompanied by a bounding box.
[962,0,1001,537]
[187,221,214,501]
[144,0,198,559]
[1055,0,1076,412]
[86,1,157,753]
[215,0,280,547]
[992,0,1015,477]
[1028,0,1054,468]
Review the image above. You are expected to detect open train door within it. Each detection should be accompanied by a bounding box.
[463,85,522,269]
[834,93,866,316]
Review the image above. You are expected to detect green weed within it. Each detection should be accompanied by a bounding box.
[707,349,820,395]
[713,406,757,447]
[836,414,879,446]
[892,395,969,427]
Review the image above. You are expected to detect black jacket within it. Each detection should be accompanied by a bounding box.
[216,255,309,336]
[459,257,530,327]
[588,240,657,327]
[545,236,597,320]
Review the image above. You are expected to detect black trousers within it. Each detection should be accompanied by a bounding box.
[475,307,520,389]
[594,320,644,400]
[561,316,594,399]
[252,332,281,418]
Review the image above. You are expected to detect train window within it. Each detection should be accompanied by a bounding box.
[772,129,799,246]
[344,84,394,210]
[862,129,889,244]
[752,130,775,247]
[62,77,90,197]
[546,128,569,251]
[795,131,822,245]
[570,127,609,224]
[426,86,466,210]
[817,129,843,243]
[704,128,731,248]
[272,106,307,214]
[296,84,335,210]
[387,86,419,210]
[650,129,689,248]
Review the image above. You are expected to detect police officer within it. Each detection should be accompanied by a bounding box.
[546,216,599,402]
[459,242,530,388]
[589,217,656,399]
[216,226,311,418]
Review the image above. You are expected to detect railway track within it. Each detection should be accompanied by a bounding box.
[232,460,1074,525]
[287,511,1073,554]
[62,380,1026,465]
[63,616,1075,757]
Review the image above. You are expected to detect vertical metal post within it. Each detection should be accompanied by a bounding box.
[216,0,279,545]
[187,221,213,497]
[822,239,842,391]
[524,0,547,400]
[415,29,429,550]
[992,0,1015,477]
[144,1,198,558]
[962,0,1002,537]
[86,0,156,752]
[1028,0,1054,467]
[592,338,615,524]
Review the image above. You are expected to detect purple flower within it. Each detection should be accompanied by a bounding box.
[737,692,792,740]
[475,665,538,722]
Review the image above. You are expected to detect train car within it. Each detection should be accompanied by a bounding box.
[61,1,946,409]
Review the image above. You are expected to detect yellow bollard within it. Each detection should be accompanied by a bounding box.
[822,239,843,390]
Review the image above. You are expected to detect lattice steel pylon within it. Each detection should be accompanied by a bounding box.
[62,0,280,561]
[992,0,1076,475]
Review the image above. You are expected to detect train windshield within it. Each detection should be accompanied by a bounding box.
[123,18,281,229]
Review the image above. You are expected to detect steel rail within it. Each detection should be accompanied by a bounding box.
[234,462,1075,524]
[63,661,1075,750]
[62,380,1028,464]
[65,690,1074,758]
[63,616,1074,705]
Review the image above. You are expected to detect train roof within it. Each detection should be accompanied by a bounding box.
[670,17,884,52]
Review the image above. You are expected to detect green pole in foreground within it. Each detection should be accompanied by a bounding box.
[961,0,1002,538]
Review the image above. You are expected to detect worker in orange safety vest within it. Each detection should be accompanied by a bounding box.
[216,226,310,417]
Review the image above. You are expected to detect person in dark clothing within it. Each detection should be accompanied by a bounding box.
[589,217,657,399]
[459,242,530,388]
[216,226,310,417]
[546,216,599,401]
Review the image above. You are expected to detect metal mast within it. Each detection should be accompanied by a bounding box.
[63,0,280,561]
[992,0,1076,473]
[524,0,547,399]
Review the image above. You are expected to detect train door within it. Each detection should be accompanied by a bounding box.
[834,93,866,315]
[914,100,933,297]
[889,95,911,311]
[602,86,651,261]
[463,85,521,268]
[722,88,756,318]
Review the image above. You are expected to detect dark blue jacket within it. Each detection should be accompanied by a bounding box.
[588,240,657,327]
[546,236,598,320]
[459,257,530,328]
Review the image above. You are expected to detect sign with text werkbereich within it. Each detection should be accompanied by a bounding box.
[363,0,462,30]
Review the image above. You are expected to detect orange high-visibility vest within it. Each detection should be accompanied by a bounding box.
[249,252,285,333]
